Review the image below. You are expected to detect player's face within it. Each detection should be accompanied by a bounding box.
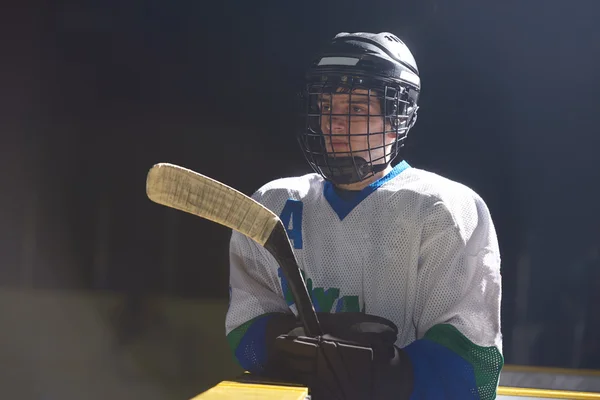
[319,88,396,165]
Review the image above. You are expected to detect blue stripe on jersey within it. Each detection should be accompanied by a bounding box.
[323,161,411,220]
[403,338,480,400]
[234,314,273,373]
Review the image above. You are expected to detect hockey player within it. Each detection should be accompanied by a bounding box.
[225,32,503,399]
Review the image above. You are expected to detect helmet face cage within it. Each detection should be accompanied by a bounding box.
[298,73,418,185]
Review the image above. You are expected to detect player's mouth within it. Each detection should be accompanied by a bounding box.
[329,140,348,147]
[328,143,351,153]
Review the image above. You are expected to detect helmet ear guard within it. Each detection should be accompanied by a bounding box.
[406,105,418,131]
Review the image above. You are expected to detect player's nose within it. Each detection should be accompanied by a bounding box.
[323,114,347,133]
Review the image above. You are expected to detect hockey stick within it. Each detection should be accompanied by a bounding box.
[146,163,323,337]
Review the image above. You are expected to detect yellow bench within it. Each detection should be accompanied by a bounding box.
[192,374,600,399]
[191,380,308,400]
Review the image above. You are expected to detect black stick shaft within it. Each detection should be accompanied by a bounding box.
[264,222,322,337]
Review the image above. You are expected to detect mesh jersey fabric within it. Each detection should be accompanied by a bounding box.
[225,161,503,399]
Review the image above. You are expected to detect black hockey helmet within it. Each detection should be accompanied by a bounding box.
[298,32,421,185]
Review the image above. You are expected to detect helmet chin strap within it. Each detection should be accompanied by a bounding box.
[319,156,389,186]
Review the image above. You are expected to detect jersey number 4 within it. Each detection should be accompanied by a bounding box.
[279,199,303,249]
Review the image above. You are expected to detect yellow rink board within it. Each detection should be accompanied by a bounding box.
[193,382,600,400]
[498,386,600,399]
[191,380,308,400]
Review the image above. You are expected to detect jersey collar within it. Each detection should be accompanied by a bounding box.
[323,160,411,221]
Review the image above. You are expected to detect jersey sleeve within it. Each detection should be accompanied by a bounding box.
[225,228,294,373]
[403,196,503,400]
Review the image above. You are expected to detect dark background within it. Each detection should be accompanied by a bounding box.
[2,0,600,372]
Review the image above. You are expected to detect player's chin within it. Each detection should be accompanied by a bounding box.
[324,147,371,158]
[325,147,350,155]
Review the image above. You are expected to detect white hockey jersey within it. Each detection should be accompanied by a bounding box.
[226,161,503,399]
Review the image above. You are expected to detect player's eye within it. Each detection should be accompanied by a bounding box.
[351,105,366,114]
[321,104,332,112]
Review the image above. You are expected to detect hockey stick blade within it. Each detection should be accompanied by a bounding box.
[146,163,322,336]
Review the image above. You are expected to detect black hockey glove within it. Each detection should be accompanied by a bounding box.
[287,312,399,362]
[264,313,413,400]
